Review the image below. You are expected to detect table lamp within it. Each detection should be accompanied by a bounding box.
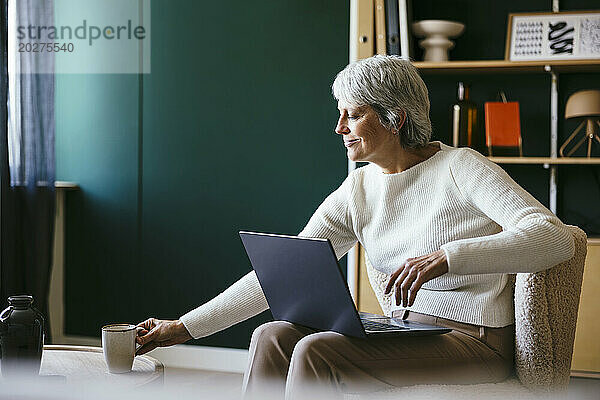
[559,89,600,157]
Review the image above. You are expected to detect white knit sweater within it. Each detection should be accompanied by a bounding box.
[180,143,574,338]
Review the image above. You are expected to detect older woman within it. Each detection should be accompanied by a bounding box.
[136,55,574,398]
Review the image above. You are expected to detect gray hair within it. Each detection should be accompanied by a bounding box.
[332,55,432,148]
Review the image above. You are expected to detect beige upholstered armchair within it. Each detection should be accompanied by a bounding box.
[363,225,587,397]
[514,225,587,391]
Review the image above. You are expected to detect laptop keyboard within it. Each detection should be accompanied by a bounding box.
[362,320,408,331]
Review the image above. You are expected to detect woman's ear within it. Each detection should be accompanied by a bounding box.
[392,110,407,136]
[398,110,407,131]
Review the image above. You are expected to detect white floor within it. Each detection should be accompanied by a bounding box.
[568,377,600,400]
[164,368,244,399]
[165,367,243,393]
[162,368,600,400]
[44,337,600,399]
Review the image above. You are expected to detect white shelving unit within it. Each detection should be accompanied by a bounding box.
[348,0,600,377]
[346,0,600,298]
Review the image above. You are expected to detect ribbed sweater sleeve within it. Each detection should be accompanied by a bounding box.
[299,173,358,258]
[180,271,268,339]
[179,175,357,339]
[441,149,575,275]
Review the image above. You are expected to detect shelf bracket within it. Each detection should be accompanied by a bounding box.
[549,70,559,214]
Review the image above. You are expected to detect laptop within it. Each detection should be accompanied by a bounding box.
[239,231,451,338]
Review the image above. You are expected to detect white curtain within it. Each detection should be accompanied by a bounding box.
[7,0,55,187]
[2,0,56,340]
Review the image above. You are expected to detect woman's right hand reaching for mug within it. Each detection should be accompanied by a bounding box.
[135,318,193,355]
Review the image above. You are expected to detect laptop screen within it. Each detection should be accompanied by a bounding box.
[239,231,366,338]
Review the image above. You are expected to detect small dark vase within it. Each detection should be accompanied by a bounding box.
[0,295,45,377]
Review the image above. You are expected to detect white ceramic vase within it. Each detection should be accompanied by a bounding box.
[412,20,465,62]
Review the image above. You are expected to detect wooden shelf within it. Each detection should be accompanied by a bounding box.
[413,60,600,74]
[55,181,80,189]
[488,157,600,165]
[587,238,600,246]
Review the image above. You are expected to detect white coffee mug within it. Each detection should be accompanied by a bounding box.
[102,324,140,373]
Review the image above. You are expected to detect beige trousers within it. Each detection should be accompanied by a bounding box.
[242,311,514,399]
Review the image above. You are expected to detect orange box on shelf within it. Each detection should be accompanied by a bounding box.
[484,101,522,156]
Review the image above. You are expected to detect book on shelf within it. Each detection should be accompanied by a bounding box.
[398,0,413,60]
[350,0,374,61]
[379,1,413,59]
[384,0,400,55]
[375,0,387,55]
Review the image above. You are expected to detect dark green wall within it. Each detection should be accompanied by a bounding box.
[56,74,141,325]
[57,1,349,348]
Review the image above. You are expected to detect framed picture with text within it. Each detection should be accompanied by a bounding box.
[505,11,600,61]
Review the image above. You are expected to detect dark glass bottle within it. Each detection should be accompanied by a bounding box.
[0,295,45,377]
[450,82,480,152]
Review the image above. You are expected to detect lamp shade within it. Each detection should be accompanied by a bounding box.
[565,90,600,119]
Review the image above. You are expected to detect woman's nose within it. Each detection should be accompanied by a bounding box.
[335,116,350,135]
